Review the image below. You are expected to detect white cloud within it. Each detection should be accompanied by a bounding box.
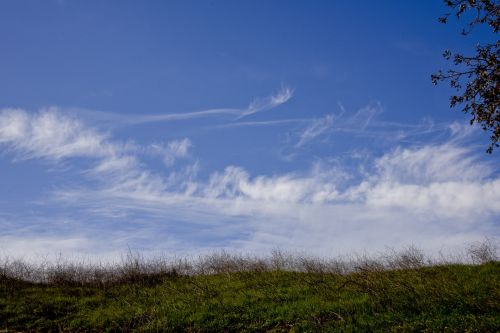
[93,155,138,175]
[295,114,335,148]
[72,85,293,127]
[0,108,168,204]
[203,166,339,203]
[342,102,382,131]
[211,118,308,129]
[238,85,293,119]
[0,108,110,161]
[375,144,492,183]
[365,180,500,217]
[291,102,447,150]
[346,143,500,219]
[293,102,382,148]
[151,138,192,167]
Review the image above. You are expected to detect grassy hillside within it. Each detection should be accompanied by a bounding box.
[0,250,499,332]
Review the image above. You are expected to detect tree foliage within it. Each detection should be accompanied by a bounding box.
[432,0,499,153]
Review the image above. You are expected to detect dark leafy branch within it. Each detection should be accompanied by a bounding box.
[432,0,499,153]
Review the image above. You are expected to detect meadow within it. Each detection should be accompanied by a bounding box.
[1,244,499,332]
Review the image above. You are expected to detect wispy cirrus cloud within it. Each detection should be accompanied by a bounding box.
[72,85,294,128]
[149,138,192,167]
[292,102,448,150]
[295,114,336,148]
[294,102,383,148]
[236,85,293,119]
[210,118,309,129]
[0,107,112,161]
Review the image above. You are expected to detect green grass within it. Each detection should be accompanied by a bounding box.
[1,260,499,332]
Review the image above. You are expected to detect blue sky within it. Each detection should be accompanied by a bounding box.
[1,1,498,261]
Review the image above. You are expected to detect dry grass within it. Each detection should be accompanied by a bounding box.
[0,241,496,287]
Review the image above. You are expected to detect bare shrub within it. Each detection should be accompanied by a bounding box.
[270,248,295,271]
[467,239,498,264]
[352,253,385,273]
[196,250,246,274]
[382,246,426,270]
[296,256,328,273]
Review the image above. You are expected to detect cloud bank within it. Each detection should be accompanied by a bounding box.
[0,104,498,261]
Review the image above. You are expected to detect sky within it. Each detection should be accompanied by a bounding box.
[1,0,499,261]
